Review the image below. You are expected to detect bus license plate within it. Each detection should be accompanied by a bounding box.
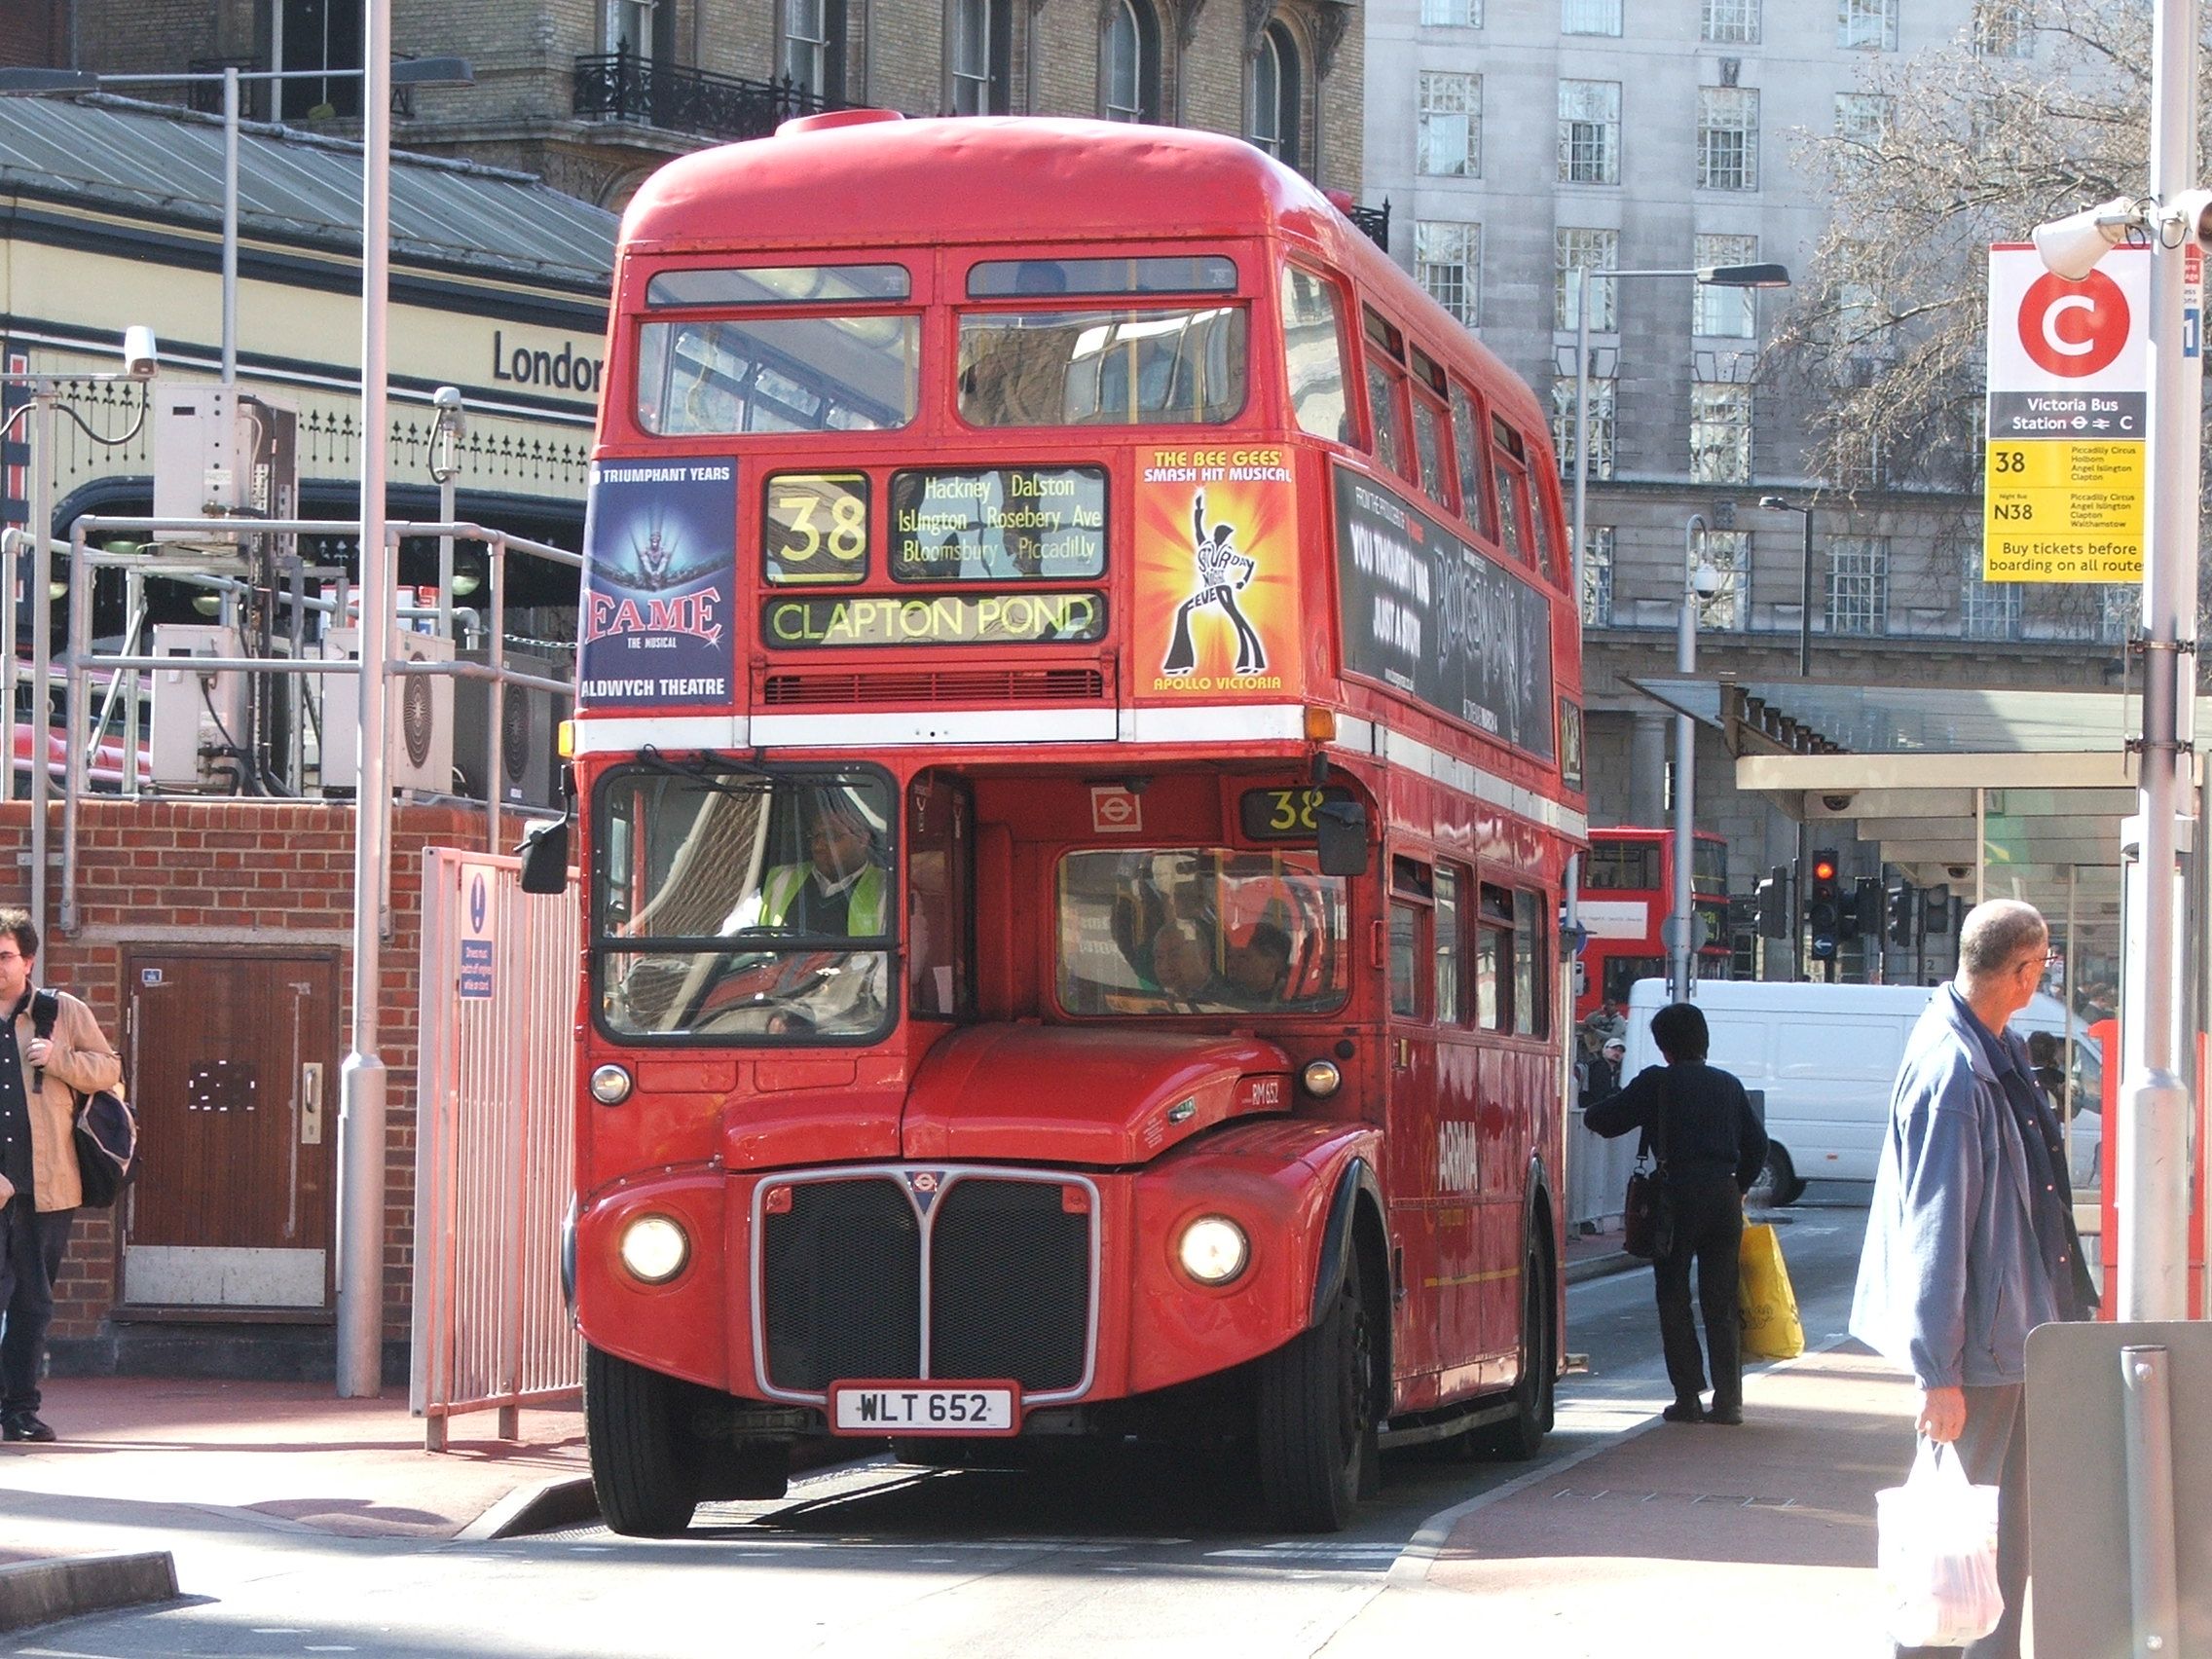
[829,1382,1017,1435]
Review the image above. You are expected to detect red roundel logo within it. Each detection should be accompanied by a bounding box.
[2018,269,2131,378]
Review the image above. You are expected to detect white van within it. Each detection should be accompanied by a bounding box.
[1618,978,2099,1203]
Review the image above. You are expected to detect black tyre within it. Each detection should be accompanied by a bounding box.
[1747,1145,1799,1209]
[1471,1237,1554,1461]
[585,1343,701,1536]
[1257,1250,1381,1532]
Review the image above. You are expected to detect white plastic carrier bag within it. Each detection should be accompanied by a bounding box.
[1875,1436,2005,1648]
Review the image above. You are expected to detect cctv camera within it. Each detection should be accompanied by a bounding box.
[1691,562,1722,599]
[433,386,463,412]
[1947,865,1970,881]
[1821,793,1854,813]
[121,324,158,379]
[2030,198,2135,282]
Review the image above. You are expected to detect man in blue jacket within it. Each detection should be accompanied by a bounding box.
[1852,899,2095,1659]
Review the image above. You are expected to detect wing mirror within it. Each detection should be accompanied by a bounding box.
[1315,798,1369,877]
[517,818,571,896]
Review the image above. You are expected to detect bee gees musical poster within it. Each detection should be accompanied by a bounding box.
[578,459,736,709]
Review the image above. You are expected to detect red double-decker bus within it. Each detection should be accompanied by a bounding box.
[1574,827,1731,1019]
[541,111,1588,1536]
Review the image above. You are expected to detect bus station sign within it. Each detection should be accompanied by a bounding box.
[1982,243,2148,583]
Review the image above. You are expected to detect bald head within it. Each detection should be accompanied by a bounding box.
[1955,899,2049,1027]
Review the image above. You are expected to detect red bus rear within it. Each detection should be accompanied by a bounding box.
[1575,827,1730,1019]
[546,112,1588,1535]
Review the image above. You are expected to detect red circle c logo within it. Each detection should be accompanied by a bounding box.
[2018,269,2130,378]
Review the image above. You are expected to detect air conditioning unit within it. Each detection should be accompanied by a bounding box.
[454,648,570,810]
[316,628,455,796]
[148,624,247,789]
[152,387,298,546]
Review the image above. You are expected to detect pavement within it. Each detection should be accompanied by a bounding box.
[0,1229,1944,1654]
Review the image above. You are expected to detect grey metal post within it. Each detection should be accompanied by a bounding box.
[59,521,90,935]
[0,526,17,808]
[222,65,238,386]
[27,388,54,947]
[1795,506,1813,679]
[1565,265,1593,952]
[337,0,395,1400]
[2120,1346,2181,1657]
[1671,514,1707,1002]
[488,537,505,856]
[2120,0,2201,1323]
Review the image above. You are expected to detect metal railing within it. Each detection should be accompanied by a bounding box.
[572,49,840,141]
[1565,1107,1640,1234]
[411,848,580,1448]
[1346,200,1390,252]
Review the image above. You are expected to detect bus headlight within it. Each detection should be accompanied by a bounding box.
[618,1214,689,1284]
[589,1063,633,1105]
[1301,1059,1343,1098]
[1177,1215,1249,1285]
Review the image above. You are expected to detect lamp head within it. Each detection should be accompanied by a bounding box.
[1702,261,1792,289]
[2029,198,2136,281]
[1758,495,1791,512]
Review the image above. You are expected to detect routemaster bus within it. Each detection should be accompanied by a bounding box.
[532,111,1589,1536]
[1575,827,1730,1019]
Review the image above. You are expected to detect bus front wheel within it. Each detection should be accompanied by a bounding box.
[585,1343,702,1536]
[1257,1248,1380,1532]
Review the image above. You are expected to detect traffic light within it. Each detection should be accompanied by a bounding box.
[1887,884,1919,948]
[1922,883,1954,936]
[1756,865,1791,938]
[1807,850,1841,961]
[1847,875,1883,941]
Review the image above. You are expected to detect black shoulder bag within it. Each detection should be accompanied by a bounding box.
[1621,1071,1676,1261]
[30,989,138,1209]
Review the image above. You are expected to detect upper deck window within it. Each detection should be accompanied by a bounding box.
[1280,267,1350,443]
[645,265,911,307]
[637,313,920,434]
[968,256,1235,298]
[957,306,1246,426]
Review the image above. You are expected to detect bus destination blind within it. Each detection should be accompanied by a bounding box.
[890,466,1108,582]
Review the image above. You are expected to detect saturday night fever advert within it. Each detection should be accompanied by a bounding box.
[578,460,736,708]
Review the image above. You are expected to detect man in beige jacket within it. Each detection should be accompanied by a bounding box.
[0,908,121,1443]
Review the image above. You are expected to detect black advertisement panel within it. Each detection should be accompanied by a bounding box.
[763,591,1107,649]
[577,458,736,709]
[890,466,1107,582]
[1333,465,1555,759]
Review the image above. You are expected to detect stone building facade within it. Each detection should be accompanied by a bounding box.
[1362,0,2121,980]
[55,0,1365,207]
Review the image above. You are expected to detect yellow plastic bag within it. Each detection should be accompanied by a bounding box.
[1738,1221,1804,1360]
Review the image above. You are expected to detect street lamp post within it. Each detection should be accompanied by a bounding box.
[1671,516,1715,1002]
[1760,494,1816,980]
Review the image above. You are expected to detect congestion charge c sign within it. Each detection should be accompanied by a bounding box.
[2018,269,2131,379]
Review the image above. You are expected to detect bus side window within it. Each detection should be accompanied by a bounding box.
[1476,882,1514,1031]
[1450,382,1495,542]
[1411,386,1452,511]
[907,774,976,1018]
[1366,355,1412,483]
[1434,864,1465,1025]
[1389,854,1432,1019]
[1492,420,1532,567]
[1515,888,1549,1037]
[1280,266,1352,443]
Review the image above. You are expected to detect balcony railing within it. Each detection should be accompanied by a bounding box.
[573,51,842,143]
[1346,200,1389,252]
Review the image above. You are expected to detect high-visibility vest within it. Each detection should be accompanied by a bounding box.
[759,862,888,936]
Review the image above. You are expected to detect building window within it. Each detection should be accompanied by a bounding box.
[1960,545,2021,641]
[1702,0,1759,43]
[285,0,366,118]
[1550,376,1614,482]
[1827,535,1891,635]
[1974,2,2033,56]
[1562,0,1621,34]
[2098,584,2135,645]
[1695,528,1750,630]
[950,0,1010,113]
[1689,383,1751,483]
[1555,227,1619,331]
[1416,220,1480,326]
[1694,234,1758,337]
[1558,81,1621,186]
[1103,0,1161,122]
[1580,525,1615,625]
[1251,22,1304,171]
[784,0,845,98]
[1418,72,1480,177]
[1697,88,1759,191]
[1421,0,1481,23]
[1838,0,1898,51]
[1834,92,1894,146]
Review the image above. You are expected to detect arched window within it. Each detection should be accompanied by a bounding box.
[1249,21,1302,170]
[1104,0,1161,123]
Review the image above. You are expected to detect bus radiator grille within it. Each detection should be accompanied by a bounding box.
[759,669,1105,706]
[929,1180,1090,1392]
[756,1174,1092,1397]
[761,1178,921,1392]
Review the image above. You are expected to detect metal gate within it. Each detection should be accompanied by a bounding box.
[411,847,580,1449]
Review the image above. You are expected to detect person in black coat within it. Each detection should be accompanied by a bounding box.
[1586,1001,1769,1425]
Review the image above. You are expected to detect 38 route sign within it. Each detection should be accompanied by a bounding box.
[1982,242,2149,583]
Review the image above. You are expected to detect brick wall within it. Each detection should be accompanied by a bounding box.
[0,797,484,1355]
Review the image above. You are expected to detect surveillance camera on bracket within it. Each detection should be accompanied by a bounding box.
[121,324,159,379]
[1947,865,1971,882]
[1820,793,1854,814]
[2029,197,2137,281]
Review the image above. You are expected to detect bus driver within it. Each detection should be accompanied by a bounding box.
[757,793,890,937]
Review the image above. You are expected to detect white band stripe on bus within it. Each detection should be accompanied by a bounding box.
[570,707,1586,839]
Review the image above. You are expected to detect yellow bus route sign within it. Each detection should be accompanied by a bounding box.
[1982,242,2149,583]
